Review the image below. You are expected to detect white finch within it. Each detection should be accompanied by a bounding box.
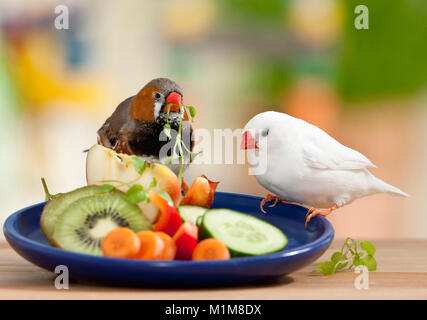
[241,111,409,227]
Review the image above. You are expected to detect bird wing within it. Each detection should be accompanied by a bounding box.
[300,121,376,170]
[97,97,134,146]
[107,96,134,134]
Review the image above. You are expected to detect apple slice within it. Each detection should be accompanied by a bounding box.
[86,144,181,223]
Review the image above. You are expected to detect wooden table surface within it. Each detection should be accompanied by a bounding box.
[1,239,426,300]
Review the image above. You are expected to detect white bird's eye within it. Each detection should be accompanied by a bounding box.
[153,92,162,100]
[261,128,269,137]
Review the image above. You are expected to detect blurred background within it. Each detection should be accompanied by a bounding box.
[0,0,425,239]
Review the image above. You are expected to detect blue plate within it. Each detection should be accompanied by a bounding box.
[3,192,334,287]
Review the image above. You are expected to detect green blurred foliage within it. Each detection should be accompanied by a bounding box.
[218,0,287,30]
[0,40,19,115]
[338,0,427,102]
[247,59,292,105]
[247,53,338,106]
[198,0,427,107]
[290,53,338,84]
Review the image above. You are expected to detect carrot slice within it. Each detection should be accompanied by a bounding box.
[155,232,176,260]
[192,238,231,261]
[101,227,141,259]
[137,230,165,260]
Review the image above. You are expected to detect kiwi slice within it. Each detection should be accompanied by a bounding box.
[41,185,107,243]
[52,193,151,256]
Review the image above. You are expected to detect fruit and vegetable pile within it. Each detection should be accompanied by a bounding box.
[40,145,287,261]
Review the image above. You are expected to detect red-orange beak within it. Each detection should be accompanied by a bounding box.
[164,92,182,112]
[241,131,258,150]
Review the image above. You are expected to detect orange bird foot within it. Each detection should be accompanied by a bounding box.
[305,204,338,228]
[260,194,294,214]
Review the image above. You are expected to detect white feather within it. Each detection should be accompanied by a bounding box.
[298,119,377,170]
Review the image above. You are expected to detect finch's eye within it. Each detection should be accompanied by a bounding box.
[261,129,269,137]
[153,92,162,100]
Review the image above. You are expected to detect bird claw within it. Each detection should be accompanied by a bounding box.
[305,207,314,218]
[260,194,291,214]
[269,197,279,208]
[305,205,338,228]
[260,198,269,214]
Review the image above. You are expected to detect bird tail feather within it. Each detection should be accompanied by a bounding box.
[374,177,409,198]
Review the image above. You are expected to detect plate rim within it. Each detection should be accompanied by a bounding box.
[3,192,334,267]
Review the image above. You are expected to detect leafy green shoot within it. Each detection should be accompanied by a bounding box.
[186,105,196,121]
[124,184,148,205]
[163,103,201,184]
[315,238,377,275]
[149,177,157,189]
[132,157,147,175]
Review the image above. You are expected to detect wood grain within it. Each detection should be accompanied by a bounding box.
[1,239,426,299]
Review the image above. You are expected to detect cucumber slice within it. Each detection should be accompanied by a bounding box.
[178,205,207,225]
[202,209,287,256]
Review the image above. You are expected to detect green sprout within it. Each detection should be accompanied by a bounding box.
[315,238,377,275]
[163,103,202,184]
